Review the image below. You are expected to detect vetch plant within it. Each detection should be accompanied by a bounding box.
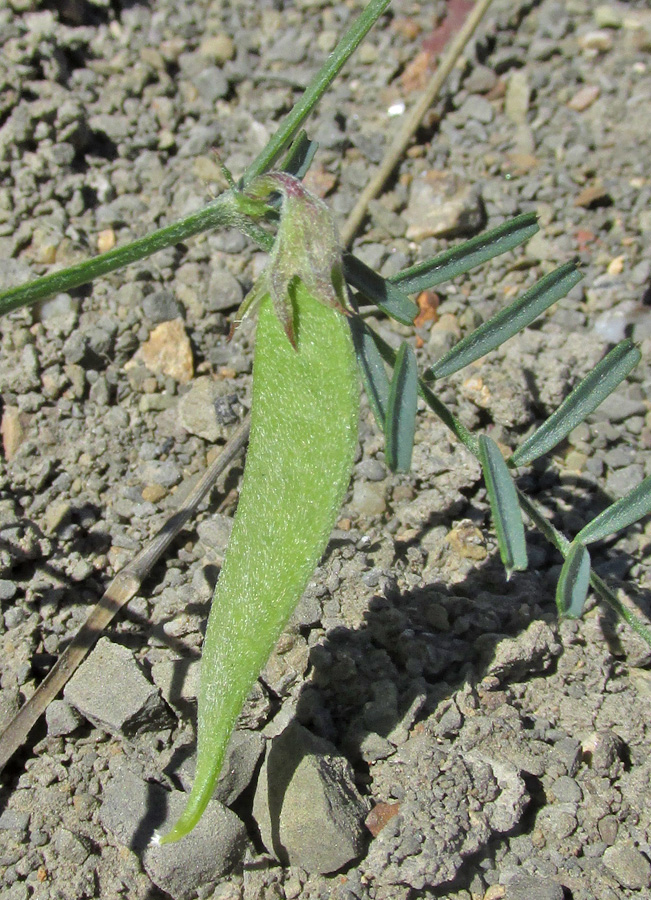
[0,0,650,850]
[159,177,360,843]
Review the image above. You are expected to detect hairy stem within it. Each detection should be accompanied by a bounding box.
[0,0,392,317]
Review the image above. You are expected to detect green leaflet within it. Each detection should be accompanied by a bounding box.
[385,342,418,473]
[478,435,527,578]
[161,282,359,842]
[556,541,591,619]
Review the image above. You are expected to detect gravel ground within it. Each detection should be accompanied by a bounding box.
[1,0,651,898]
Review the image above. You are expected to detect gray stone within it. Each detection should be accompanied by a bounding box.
[193,66,229,103]
[362,680,398,736]
[197,513,234,563]
[214,730,266,806]
[206,267,244,312]
[457,94,494,124]
[488,621,562,682]
[354,731,394,764]
[0,579,17,601]
[63,325,115,369]
[591,393,647,423]
[463,65,497,94]
[0,884,30,900]
[313,115,346,151]
[178,376,231,442]
[639,209,651,233]
[53,827,91,865]
[168,730,265,807]
[466,754,529,834]
[551,737,581,776]
[594,4,623,29]
[100,766,247,899]
[151,657,201,712]
[504,873,564,900]
[267,29,307,65]
[143,290,183,324]
[536,803,577,841]
[603,843,651,890]
[177,123,221,157]
[350,480,387,517]
[261,634,309,697]
[355,458,386,482]
[45,699,83,737]
[36,293,79,333]
[606,464,645,499]
[598,814,619,845]
[505,70,531,124]
[238,680,273,730]
[138,459,182,488]
[64,638,172,736]
[88,373,111,406]
[549,775,582,804]
[253,722,368,874]
[405,172,484,240]
[0,809,30,840]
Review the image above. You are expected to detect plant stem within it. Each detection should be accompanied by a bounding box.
[241,0,392,185]
[0,0,392,317]
[0,196,240,316]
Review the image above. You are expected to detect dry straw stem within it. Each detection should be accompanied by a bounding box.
[0,0,492,772]
[341,0,494,247]
[0,420,250,773]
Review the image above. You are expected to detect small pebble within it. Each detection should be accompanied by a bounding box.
[138,319,194,384]
[603,844,651,890]
[567,84,600,111]
[594,4,623,29]
[578,30,614,52]
[505,70,530,123]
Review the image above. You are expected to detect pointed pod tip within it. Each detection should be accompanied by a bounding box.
[153,821,192,846]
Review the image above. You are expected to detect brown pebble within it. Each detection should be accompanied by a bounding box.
[414,290,439,328]
[303,165,338,199]
[607,254,625,275]
[446,520,487,561]
[142,484,168,503]
[578,29,614,52]
[483,886,506,900]
[574,182,611,208]
[365,802,401,837]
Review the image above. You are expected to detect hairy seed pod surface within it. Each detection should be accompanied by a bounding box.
[161,279,359,842]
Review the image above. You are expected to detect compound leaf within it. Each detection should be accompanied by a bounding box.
[344,255,418,325]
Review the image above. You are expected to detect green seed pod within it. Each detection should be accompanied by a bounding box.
[160,279,359,843]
